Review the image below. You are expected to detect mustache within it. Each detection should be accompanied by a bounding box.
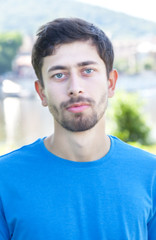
[60,96,95,109]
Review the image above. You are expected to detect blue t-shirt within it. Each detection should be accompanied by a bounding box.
[0,136,156,240]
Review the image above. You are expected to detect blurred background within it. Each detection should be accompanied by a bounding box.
[0,0,156,154]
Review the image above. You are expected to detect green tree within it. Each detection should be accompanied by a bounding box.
[108,91,150,144]
[0,32,23,74]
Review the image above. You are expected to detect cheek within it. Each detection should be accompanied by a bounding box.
[46,89,65,108]
[49,104,59,115]
[92,83,108,98]
[46,94,58,106]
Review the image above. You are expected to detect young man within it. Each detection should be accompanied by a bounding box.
[0,18,156,240]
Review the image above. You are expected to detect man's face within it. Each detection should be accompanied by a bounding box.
[36,40,117,132]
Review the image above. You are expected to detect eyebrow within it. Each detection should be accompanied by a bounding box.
[47,65,67,73]
[47,61,98,73]
[77,61,98,67]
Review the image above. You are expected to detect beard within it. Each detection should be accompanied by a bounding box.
[48,94,108,132]
[61,111,98,132]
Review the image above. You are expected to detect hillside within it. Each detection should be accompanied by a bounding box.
[1,0,156,39]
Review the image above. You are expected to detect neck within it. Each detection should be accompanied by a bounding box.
[44,116,110,162]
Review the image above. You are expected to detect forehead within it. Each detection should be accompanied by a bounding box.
[42,40,103,69]
[53,39,96,53]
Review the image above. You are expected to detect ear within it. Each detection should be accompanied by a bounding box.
[108,69,118,98]
[35,80,48,106]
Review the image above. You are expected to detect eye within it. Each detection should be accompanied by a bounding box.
[83,68,94,75]
[51,72,68,81]
[54,73,65,79]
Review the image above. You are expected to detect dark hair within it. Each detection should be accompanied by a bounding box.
[31,18,114,87]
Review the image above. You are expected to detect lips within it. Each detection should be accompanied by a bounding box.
[66,102,90,113]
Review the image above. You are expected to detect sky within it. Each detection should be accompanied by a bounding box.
[76,0,156,23]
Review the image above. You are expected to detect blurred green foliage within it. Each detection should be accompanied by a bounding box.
[0,32,22,74]
[114,58,129,73]
[143,57,156,71]
[114,57,143,75]
[108,91,151,144]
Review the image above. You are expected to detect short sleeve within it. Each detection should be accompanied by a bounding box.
[0,198,10,240]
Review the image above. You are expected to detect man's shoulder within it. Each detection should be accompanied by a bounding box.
[111,135,156,164]
[0,138,44,165]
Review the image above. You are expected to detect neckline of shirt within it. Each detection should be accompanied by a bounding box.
[37,135,116,168]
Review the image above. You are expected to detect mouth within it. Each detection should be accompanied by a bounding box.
[66,102,90,113]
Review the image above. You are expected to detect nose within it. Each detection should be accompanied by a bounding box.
[67,73,84,97]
